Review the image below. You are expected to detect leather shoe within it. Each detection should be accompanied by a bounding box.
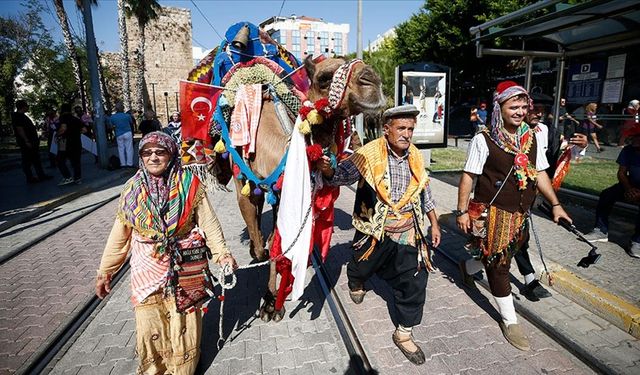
[392,331,425,365]
[521,280,551,302]
[499,322,530,351]
[349,289,366,304]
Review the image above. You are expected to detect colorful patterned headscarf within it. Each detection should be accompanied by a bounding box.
[488,81,536,190]
[118,131,200,241]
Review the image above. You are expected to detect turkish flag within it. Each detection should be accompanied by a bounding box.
[180,80,222,146]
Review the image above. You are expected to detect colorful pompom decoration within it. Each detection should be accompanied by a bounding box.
[266,191,278,205]
[214,139,226,153]
[298,120,311,135]
[253,187,263,196]
[241,181,251,196]
[221,151,229,159]
[306,144,323,162]
[306,109,324,125]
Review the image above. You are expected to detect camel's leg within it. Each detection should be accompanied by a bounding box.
[259,261,278,322]
[233,178,266,261]
[265,204,278,252]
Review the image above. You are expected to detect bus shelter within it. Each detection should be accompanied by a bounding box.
[470,0,640,130]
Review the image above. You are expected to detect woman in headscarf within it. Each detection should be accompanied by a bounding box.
[95,131,237,374]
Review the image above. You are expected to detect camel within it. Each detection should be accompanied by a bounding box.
[226,55,385,322]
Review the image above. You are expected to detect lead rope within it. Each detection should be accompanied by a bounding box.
[214,191,315,350]
[528,213,554,286]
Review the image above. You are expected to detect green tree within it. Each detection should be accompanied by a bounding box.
[125,0,161,112]
[0,0,90,127]
[363,36,398,107]
[393,0,535,101]
[53,0,88,111]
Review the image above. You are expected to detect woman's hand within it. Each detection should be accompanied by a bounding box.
[219,253,238,271]
[95,274,112,299]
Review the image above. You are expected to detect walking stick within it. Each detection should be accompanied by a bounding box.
[538,202,602,268]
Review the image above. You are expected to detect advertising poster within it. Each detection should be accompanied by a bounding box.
[396,63,450,147]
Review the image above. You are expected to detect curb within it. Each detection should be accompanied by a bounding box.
[437,213,640,340]
[437,214,638,374]
[435,244,621,375]
[540,267,640,338]
[0,169,131,233]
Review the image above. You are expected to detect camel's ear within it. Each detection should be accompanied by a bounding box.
[303,55,316,81]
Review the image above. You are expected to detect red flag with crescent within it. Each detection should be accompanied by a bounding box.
[180,80,221,146]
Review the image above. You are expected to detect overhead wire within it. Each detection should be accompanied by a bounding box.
[277,0,286,17]
[190,0,224,41]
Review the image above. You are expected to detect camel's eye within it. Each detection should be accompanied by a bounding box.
[317,72,333,89]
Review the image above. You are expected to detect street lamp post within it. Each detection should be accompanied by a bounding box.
[174,92,179,112]
[164,92,169,123]
[150,82,157,112]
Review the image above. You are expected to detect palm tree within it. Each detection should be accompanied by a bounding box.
[52,0,88,111]
[125,0,161,113]
[117,0,131,111]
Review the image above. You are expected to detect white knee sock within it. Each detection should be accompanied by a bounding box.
[465,258,484,275]
[523,273,535,285]
[494,295,518,326]
[397,325,412,334]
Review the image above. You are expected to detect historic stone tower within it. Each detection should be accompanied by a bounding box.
[125,6,193,124]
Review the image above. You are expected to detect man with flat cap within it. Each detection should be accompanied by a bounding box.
[319,104,441,365]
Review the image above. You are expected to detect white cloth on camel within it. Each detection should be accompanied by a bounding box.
[277,115,313,301]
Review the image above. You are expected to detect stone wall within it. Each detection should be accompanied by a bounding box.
[125,6,192,124]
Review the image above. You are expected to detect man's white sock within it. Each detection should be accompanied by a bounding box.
[397,325,412,334]
[523,273,535,285]
[494,295,518,326]
[465,258,484,275]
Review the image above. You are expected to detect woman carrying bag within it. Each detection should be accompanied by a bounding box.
[95,131,237,374]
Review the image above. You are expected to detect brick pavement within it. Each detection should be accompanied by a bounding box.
[428,172,640,311]
[0,180,126,261]
[49,188,352,374]
[0,198,119,374]
[325,186,595,374]
[427,176,640,373]
[6,166,638,374]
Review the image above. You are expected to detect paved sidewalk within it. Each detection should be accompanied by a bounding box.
[428,177,640,373]
[0,176,130,262]
[48,187,352,375]
[0,199,119,374]
[325,186,595,374]
[0,145,134,231]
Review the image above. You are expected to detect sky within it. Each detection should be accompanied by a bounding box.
[2,0,425,54]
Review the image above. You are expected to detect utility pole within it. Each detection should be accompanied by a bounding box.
[150,82,157,112]
[82,0,108,168]
[355,0,364,141]
[164,92,169,123]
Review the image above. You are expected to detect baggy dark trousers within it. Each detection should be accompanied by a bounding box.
[347,234,428,327]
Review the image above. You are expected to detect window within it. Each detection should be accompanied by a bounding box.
[333,32,342,55]
[305,31,314,40]
[291,30,300,52]
[319,31,329,56]
[292,30,300,45]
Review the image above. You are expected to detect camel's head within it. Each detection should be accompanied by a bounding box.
[304,56,385,118]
